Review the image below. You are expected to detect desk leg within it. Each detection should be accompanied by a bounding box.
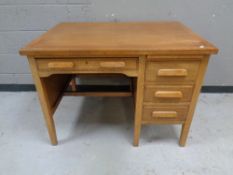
[70,76,77,91]
[179,57,209,146]
[133,57,145,146]
[28,58,71,145]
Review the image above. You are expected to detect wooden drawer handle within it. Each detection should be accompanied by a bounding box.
[152,111,177,118]
[154,91,183,98]
[157,69,188,77]
[100,61,126,68]
[48,62,74,69]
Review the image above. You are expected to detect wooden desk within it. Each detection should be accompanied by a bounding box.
[19,22,218,146]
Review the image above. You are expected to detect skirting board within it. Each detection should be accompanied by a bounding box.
[0,84,233,93]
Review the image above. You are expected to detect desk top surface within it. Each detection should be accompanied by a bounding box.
[20,22,218,57]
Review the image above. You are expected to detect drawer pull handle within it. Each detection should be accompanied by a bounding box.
[152,111,177,118]
[158,69,188,77]
[100,61,126,68]
[154,91,183,98]
[48,62,74,69]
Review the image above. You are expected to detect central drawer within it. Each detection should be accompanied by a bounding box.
[145,61,200,83]
[36,57,138,76]
[144,85,194,103]
[76,58,137,71]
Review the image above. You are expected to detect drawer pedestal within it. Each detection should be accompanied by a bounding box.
[133,55,210,146]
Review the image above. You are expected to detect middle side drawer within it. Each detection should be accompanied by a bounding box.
[144,85,194,103]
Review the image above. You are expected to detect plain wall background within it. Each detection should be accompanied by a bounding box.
[0,0,232,85]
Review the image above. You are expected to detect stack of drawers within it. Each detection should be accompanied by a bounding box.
[142,58,201,124]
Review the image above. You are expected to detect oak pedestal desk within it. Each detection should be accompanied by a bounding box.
[19,22,218,146]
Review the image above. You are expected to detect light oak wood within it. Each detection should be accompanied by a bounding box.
[28,58,57,145]
[64,91,132,97]
[36,58,138,77]
[70,77,77,92]
[48,62,74,69]
[179,56,210,146]
[145,60,200,83]
[40,74,72,114]
[147,55,205,60]
[76,58,136,71]
[19,22,218,146]
[19,22,218,57]
[144,85,193,103]
[142,104,189,122]
[133,56,145,146]
[154,91,183,98]
[152,111,177,118]
[158,69,188,77]
[142,120,184,125]
[99,61,126,68]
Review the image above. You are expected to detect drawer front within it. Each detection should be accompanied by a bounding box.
[144,85,194,103]
[142,105,189,122]
[76,58,137,71]
[145,61,200,83]
[36,58,137,72]
[37,59,75,71]
[38,60,75,70]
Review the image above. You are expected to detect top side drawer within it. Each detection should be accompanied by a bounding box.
[145,61,200,83]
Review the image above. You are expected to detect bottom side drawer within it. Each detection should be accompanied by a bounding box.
[142,104,189,123]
